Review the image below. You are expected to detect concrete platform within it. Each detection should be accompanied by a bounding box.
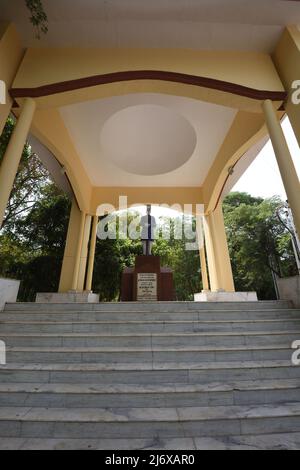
[35,291,99,304]
[194,291,258,302]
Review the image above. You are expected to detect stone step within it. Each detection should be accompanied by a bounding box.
[0,331,299,348]
[0,360,300,384]
[193,432,300,450]
[4,344,294,363]
[1,432,300,450]
[1,309,299,322]
[1,402,300,438]
[1,318,300,334]
[0,379,299,408]
[0,436,197,450]
[4,300,292,312]
[1,301,299,448]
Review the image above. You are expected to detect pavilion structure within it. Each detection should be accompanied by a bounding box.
[0,1,300,301]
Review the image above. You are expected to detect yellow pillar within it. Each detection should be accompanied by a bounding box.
[0,98,36,227]
[85,215,99,291]
[273,26,300,148]
[203,205,235,292]
[77,214,92,291]
[203,214,221,291]
[0,23,24,135]
[262,99,300,237]
[197,217,209,291]
[59,199,82,292]
[71,210,86,291]
[211,204,235,292]
[199,245,209,291]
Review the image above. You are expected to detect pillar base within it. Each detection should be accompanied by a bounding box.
[276,275,300,308]
[0,278,20,311]
[35,291,99,304]
[194,290,258,302]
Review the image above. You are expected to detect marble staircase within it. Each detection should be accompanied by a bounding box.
[0,300,300,450]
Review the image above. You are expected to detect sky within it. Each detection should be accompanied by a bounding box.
[232,117,300,200]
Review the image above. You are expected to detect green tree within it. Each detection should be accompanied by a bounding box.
[223,192,298,299]
[0,116,50,231]
[153,217,201,300]
[92,213,143,301]
[0,183,71,301]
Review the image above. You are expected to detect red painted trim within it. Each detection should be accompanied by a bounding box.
[9,70,287,102]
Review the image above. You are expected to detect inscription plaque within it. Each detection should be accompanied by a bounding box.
[137,273,157,301]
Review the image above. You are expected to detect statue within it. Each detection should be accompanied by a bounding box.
[140,204,157,255]
[121,205,174,301]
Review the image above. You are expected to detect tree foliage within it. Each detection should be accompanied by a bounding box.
[223,192,298,299]
[0,117,50,231]
[25,0,48,38]
[0,184,71,301]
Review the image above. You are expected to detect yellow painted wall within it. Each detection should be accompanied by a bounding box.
[11,48,284,112]
[203,111,267,211]
[1,25,287,222]
[0,23,24,134]
[13,48,284,92]
[28,108,91,212]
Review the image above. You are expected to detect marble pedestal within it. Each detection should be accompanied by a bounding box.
[0,278,20,311]
[36,291,99,304]
[194,290,258,302]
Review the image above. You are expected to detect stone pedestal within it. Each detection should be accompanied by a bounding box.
[194,290,258,302]
[0,278,20,311]
[277,275,300,308]
[36,291,99,303]
[121,256,174,301]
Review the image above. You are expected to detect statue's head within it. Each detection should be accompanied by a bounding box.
[146,204,151,215]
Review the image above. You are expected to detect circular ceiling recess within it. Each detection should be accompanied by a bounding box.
[100,104,197,175]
